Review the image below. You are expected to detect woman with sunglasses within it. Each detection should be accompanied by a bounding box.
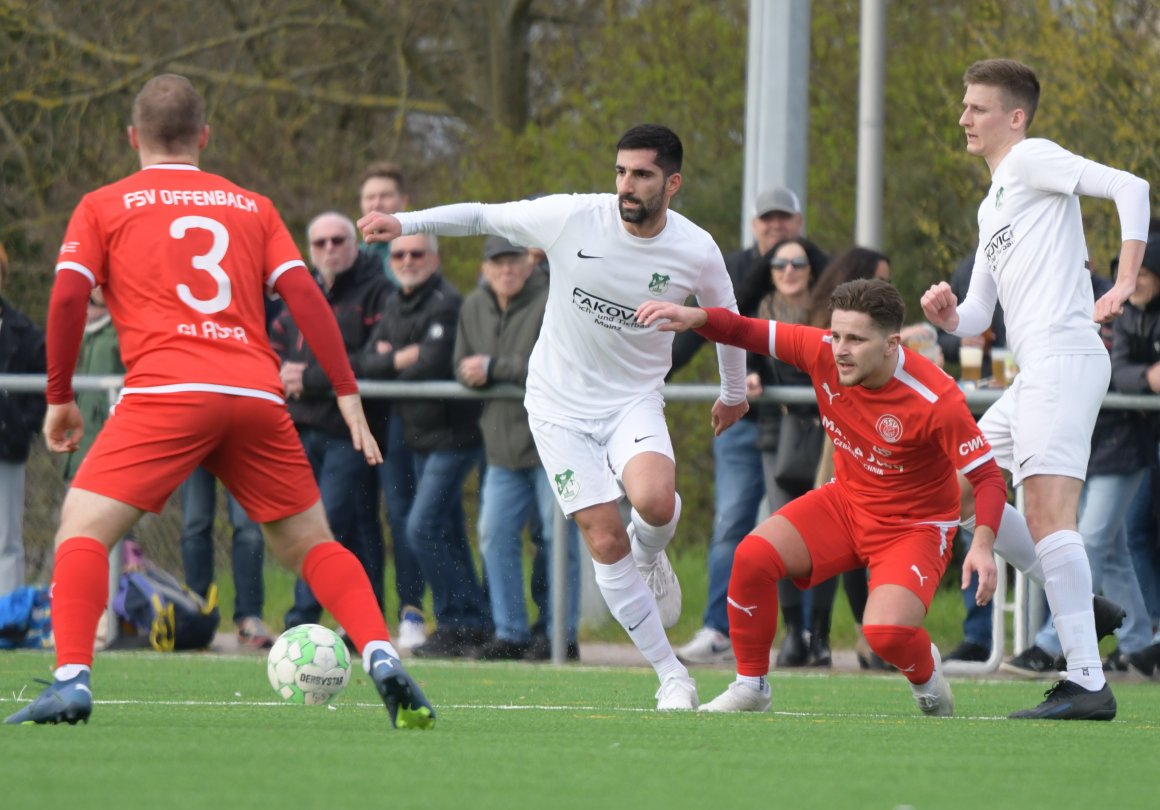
[738,236,833,668]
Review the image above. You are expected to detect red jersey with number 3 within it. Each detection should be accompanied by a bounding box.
[55,163,304,400]
[772,321,994,525]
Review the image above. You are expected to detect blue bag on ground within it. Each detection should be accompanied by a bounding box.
[113,563,219,651]
[0,585,52,650]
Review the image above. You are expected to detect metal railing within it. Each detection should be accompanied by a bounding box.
[4,373,1159,668]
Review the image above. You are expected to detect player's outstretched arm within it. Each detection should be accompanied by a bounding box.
[635,301,707,332]
[920,282,960,332]
[337,394,383,465]
[357,212,402,245]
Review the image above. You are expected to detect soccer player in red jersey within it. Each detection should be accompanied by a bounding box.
[4,74,433,729]
[636,279,1008,716]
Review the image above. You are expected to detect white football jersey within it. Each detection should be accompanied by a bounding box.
[970,138,1104,362]
[398,194,745,422]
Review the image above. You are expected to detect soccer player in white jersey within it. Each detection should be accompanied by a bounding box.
[360,124,749,709]
[922,58,1150,720]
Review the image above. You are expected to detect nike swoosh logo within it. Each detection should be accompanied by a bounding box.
[627,611,652,631]
[577,249,603,259]
[1019,455,1036,468]
[634,435,656,443]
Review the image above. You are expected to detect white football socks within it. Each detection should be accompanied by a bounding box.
[1037,530,1104,691]
[736,674,770,694]
[629,492,682,565]
[362,640,401,672]
[592,554,685,682]
[54,664,91,681]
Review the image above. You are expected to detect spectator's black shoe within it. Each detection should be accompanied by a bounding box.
[943,641,990,662]
[473,637,529,661]
[806,633,832,668]
[1103,648,1129,673]
[1093,595,1126,640]
[524,632,580,661]
[1000,645,1062,679]
[412,626,489,659]
[776,630,808,668]
[1127,642,1160,679]
[1008,680,1116,720]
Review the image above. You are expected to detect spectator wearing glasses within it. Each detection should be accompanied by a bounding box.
[361,233,492,658]
[737,236,834,668]
[271,211,393,630]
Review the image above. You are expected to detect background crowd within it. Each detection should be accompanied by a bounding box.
[4,160,1160,678]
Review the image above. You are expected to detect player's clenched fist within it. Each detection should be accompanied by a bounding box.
[920,282,961,332]
[356,211,402,244]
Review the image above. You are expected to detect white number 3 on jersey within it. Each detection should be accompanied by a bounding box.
[171,215,232,315]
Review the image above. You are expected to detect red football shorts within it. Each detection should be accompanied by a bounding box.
[776,482,957,609]
[71,392,320,523]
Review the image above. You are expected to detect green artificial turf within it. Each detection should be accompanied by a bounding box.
[2,652,1157,810]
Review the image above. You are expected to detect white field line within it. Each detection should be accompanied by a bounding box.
[0,693,1013,720]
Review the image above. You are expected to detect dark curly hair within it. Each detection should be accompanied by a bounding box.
[736,236,829,316]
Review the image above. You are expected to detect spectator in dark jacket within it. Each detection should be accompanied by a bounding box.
[0,244,46,595]
[362,232,491,657]
[272,212,392,628]
[1109,239,1160,675]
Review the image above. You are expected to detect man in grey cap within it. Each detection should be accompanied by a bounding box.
[670,186,807,665]
[750,187,804,257]
[456,236,582,660]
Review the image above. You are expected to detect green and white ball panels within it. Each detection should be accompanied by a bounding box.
[267,624,351,704]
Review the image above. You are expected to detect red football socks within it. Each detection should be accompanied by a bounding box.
[52,537,110,668]
[862,624,935,684]
[301,542,390,653]
[727,535,786,677]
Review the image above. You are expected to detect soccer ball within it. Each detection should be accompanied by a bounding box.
[267,624,352,705]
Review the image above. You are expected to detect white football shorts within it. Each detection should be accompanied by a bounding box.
[529,391,674,516]
[978,352,1109,486]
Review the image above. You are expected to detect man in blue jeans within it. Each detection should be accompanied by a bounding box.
[179,466,272,647]
[455,236,582,660]
[271,212,392,628]
[376,413,427,652]
[362,232,492,657]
